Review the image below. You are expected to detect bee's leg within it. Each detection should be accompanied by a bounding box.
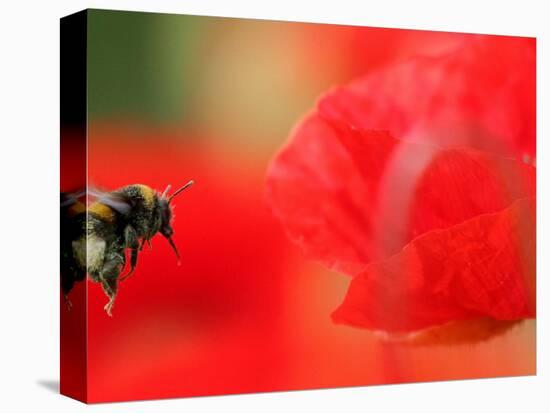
[99,253,124,316]
[100,275,118,317]
[120,226,139,282]
[63,294,73,311]
[61,274,74,310]
[61,267,78,311]
[120,248,139,282]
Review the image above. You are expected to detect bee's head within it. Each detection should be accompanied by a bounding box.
[159,180,194,262]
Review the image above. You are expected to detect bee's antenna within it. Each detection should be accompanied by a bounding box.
[168,180,194,203]
[161,184,172,198]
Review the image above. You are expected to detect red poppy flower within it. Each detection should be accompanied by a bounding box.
[266,35,536,339]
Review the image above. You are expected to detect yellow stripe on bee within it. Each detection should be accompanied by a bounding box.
[88,202,116,222]
[68,202,86,217]
[135,184,155,207]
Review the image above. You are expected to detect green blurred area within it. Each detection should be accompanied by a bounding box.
[86,9,340,155]
[88,9,203,124]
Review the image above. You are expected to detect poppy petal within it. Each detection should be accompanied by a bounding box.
[266,113,535,274]
[266,114,377,275]
[318,36,536,162]
[331,197,536,333]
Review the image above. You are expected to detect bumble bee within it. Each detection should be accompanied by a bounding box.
[61,181,194,316]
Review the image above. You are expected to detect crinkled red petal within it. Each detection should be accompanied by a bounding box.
[332,197,536,332]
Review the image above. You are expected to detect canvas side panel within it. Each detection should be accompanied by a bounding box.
[60,10,88,404]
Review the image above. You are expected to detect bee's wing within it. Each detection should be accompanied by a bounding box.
[88,187,132,215]
[87,187,109,201]
[61,188,86,208]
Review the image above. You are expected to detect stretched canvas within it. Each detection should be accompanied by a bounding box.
[60,9,536,403]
